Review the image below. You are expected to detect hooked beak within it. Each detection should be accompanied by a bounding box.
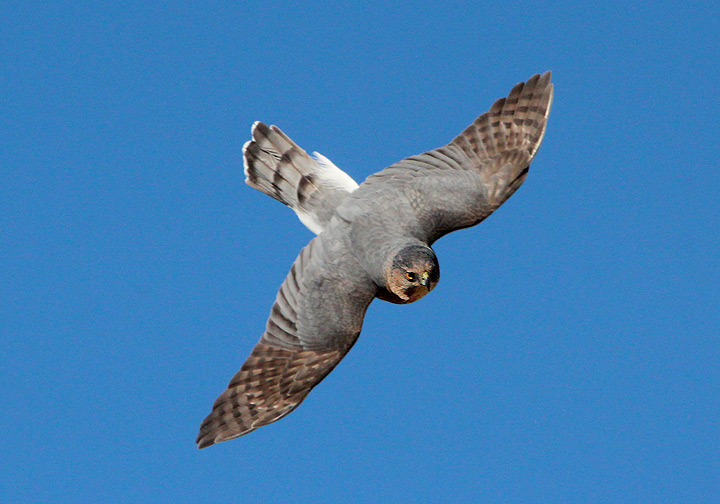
[420,272,431,289]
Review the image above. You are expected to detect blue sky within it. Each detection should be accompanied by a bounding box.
[3,1,719,502]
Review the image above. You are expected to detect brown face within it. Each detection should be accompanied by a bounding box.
[387,262,439,304]
[383,244,440,304]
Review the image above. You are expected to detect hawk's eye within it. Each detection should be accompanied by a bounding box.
[405,272,417,282]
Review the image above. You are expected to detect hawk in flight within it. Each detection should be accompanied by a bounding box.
[197,72,553,448]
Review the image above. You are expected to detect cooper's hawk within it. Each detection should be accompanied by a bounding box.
[197,72,553,448]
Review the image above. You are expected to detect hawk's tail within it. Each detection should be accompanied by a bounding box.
[243,122,359,234]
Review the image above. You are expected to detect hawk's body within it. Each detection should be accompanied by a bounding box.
[197,72,553,448]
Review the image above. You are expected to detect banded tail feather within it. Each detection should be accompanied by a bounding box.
[243,122,359,234]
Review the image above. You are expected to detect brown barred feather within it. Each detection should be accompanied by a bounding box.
[196,342,346,448]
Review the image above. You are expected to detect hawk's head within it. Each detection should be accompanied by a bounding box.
[385,244,440,304]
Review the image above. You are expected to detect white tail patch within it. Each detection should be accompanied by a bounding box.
[312,152,359,193]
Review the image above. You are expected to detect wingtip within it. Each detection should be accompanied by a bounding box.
[537,70,552,88]
[196,416,219,449]
[520,71,552,90]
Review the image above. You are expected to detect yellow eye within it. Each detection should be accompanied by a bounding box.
[405,272,417,282]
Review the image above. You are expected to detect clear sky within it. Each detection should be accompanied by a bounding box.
[3,1,719,503]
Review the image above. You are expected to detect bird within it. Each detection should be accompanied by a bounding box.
[196,72,553,448]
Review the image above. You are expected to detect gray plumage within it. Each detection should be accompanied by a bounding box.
[197,72,553,448]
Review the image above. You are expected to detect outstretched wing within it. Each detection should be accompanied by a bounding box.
[355,72,553,244]
[243,122,359,234]
[196,235,375,448]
